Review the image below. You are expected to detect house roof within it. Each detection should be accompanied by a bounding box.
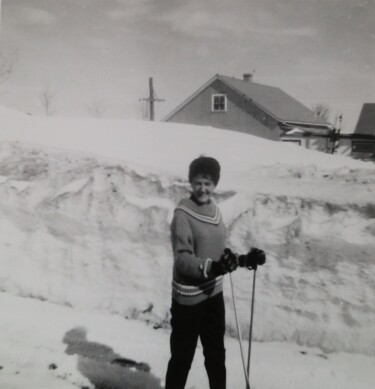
[354,103,375,135]
[163,74,331,128]
[281,126,330,136]
[218,75,330,127]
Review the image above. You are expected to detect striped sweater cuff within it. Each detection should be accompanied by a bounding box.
[203,258,212,278]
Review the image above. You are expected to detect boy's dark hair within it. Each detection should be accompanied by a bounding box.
[188,156,221,185]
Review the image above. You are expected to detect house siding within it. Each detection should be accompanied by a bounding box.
[166,79,280,140]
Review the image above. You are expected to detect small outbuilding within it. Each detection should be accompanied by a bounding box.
[281,103,375,161]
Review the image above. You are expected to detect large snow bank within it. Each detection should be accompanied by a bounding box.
[0,114,373,178]
[1,114,375,356]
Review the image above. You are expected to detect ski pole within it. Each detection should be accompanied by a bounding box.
[246,267,257,389]
[229,273,251,389]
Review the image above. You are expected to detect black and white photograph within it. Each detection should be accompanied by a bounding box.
[0,1,374,388]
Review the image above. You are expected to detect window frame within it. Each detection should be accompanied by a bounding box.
[211,94,227,112]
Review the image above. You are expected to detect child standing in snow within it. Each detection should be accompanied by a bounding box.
[165,156,238,389]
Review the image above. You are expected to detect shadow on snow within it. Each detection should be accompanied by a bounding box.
[63,327,163,389]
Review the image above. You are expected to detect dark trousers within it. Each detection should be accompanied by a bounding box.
[165,292,226,389]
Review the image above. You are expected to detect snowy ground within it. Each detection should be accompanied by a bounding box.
[1,293,374,389]
[1,111,375,388]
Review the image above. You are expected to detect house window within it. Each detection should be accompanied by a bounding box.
[352,141,374,153]
[212,94,227,112]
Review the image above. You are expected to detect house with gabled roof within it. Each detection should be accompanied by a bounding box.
[163,73,331,141]
[335,103,375,160]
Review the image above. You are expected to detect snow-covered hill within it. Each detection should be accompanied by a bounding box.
[1,111,375,388]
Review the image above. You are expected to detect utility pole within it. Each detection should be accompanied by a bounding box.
[329,114,343,154]
[139,77,165,121]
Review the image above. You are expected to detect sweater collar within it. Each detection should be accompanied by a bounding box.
[176,197,221,225]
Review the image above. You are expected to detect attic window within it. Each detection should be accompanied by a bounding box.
[212,94,227,112]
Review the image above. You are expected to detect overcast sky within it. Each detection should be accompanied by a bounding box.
[0,0,374,130]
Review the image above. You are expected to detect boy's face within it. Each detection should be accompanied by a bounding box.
[191,174,216,204]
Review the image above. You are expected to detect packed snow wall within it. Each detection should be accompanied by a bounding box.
[1,142,374,355]
[224,194,375,356]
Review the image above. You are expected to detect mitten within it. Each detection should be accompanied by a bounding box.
[211,248,238,276]
[238,248,266,269]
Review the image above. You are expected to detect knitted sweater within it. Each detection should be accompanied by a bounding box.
[170,196,226,305]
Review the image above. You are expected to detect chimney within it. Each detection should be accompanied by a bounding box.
[243,73,253,82]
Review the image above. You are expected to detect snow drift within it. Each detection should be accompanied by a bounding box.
[1,114,375,357]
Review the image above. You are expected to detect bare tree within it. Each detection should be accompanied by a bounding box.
[312,103,331,122]
[40,88,57,116]
[0,46,17,84]
[86,99,107,117]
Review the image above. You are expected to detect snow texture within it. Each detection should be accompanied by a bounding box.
[0,112,375,388]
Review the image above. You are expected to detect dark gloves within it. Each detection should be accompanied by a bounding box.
[211,248,238,276]
[238,248,266,270]
[210,247,266,276]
